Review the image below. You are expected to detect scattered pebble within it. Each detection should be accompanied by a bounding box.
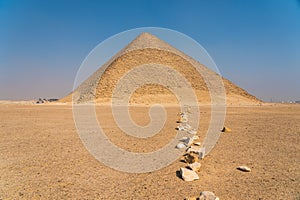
[198,147,205,160]
[184,124,192,130]
[188,162,201,172]
[177,125,185,131]
[194,142,201,146]
[199,191,219,200]
[237,166,251,172]
[177,112,188,123]
[184,196,199,200]
[221,126,231,132]
[180,168,199,181]
[181,136,188,141]
[176,143,187,149]
[185,191,219,200]
[177,124,193,131]
[178,118,187,123]
[176,108,219,198]
[187,146,201,154]
[188,129,197,134]
[193,135,199,140]
[184,137,194,146]
[184,153,198,164]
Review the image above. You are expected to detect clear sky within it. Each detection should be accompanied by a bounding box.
[0,0,299,102]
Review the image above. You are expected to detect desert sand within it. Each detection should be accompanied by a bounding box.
[0,103,299,199]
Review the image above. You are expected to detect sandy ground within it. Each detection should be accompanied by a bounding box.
[0,103,299,199]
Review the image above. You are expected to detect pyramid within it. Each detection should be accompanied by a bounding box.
[60,32,261,105]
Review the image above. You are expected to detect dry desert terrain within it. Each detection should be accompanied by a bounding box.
[0,103,299,199]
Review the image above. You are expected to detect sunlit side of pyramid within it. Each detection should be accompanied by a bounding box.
[60,33,261,105]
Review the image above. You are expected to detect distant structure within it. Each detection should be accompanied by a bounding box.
[48,98,59,102]
[36,98,45,104]
[60,32,261,105]
[36,98,58,104]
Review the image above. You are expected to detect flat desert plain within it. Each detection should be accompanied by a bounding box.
[0,103,299,199]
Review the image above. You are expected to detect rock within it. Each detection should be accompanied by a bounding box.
[194,142,201,146]
[221,126,231,132]
[177,124,192,131]
[193,135,199,140]
[199,191,219,200]
[179,112,188,117]
[184,137,194,146]
[188,129,197,134]
[178,116,188,123]
[184,153,198,164]
[180,168,199,181]
[180,136,188,141]
[184,124,192,130]
[187,146,201,154]
[185,192,219,200]
[178,112,188,123]
[176,125,185,131]
[198,147,206,160]
[188,162,201,172]
[176,143,186,149]
[237,166,251,172]
[178,112,185,116]
[184,196,199,200]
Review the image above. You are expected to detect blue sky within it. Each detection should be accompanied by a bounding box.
[0,0,299,101]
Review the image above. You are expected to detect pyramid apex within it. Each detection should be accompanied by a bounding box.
[133,32,160,41]
[123,31,172,51]
[137,32,157,37]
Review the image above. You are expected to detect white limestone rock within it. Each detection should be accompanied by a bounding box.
[199,147,206,160]
[188,162,201,172]
[184,124,192,130]
[176,143,186,149]
[187,146,201,154]
[194,142,201,146]
[184,137,194,146]
[184,153,198,164]
[180,168,199,181]
[199,191,219,200]
[188,129,197,135]
[237,166,251,172]
[193,135,199,140]
[176,125,185,131]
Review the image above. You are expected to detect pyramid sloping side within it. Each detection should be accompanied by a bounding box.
[60,33,261,105]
